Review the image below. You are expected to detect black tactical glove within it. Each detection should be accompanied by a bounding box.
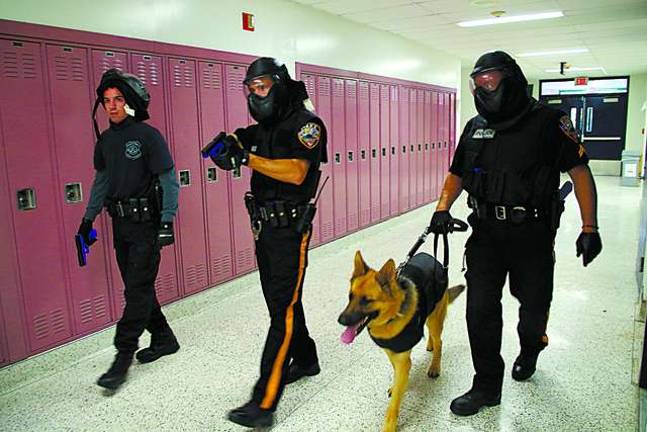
[158,221,174,247]
[77,218,97,246]
[211,135,249,171]
[429,210,453,234]
[576,231,602,267]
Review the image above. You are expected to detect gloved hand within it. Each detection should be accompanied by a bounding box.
[158,221,174,247]
[576,231,602,267]
[77,218,97,246]
[429,210,453,234]
[211,135,249,171]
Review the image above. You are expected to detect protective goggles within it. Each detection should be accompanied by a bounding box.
[469,68,508,94]
[244,75,275,96]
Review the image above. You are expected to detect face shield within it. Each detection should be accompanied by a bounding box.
[244,75,276,98]
[469,68,509,94]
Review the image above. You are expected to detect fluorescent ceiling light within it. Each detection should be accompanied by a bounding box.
[518,48,589,57]
[458,11,563,27]
[545,66,606,73]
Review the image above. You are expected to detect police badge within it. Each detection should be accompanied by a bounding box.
[124,140,143,160]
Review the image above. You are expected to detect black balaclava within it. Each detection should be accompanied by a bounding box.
[471,51,532,126]
[244,57,293,125]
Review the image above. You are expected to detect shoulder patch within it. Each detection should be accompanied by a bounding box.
[559,115,579,144]
[297,122,321,149]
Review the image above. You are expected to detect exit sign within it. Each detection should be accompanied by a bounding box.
[574,76,588,86]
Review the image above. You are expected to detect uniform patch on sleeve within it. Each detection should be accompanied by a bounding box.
[559,115,580,144]
[297,122,321,149]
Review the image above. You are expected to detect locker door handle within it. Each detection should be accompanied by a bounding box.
[418,144,422,152]
[17,188,37,211]
[206,167,218,183]
[431,142,435,149]
[402,145,406,154]
[335,153,341,164]
[381,148,386,157]
[179,170,191,186]
[348,151,354,162]
[410,145,414,152]
[391,147,395,155]
[425,143,429,151]
[371,149,377,158]
[361,150,366,160]
[64,183,83,203]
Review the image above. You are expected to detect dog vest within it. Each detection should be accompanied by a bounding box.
[370,253,447,353]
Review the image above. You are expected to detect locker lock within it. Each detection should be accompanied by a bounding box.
[64,183,83,204]
[207,167,218,183]
[425,143,429,151]
[17,188,36,211]
[418,144,422,152]
[179,170,191,187]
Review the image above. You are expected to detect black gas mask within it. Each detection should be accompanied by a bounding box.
[244,57,292,125]
[470,51,532,126]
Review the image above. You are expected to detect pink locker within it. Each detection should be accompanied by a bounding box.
[398,86,410,212]
[389,85,399,217]
[443,93,451,174]
[198,61,234,285]
[408,88,417,209]
[358,81,371,227]
[131,53,180,304]
[430,92,439,200]
[331,78,347,238]
[436,92,445,198]
[379,84,390,219]
[301,73,320,246]
[449,92,457,163]
[0,38,72,352]
[416,89,425,207]
[423,90,432,204]
[224,64,255,274]
[168,58,209,295]
[369,82,381,223]
[344,79,359,232]
[316,75,334,243]
[47,44,113,335]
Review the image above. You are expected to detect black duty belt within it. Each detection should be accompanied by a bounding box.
[255,201,305,223]
[106,198,157,222]
[469,197,545,224]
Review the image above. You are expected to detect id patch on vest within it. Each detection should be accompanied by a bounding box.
[297,122,321,149]
[124,140,143,160]
[559,115,579,144]
[472,129,495,139]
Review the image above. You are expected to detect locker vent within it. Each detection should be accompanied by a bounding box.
[155,272,177,299]
[318,77,331,95]
[99,56,125,73]
[348,213,358,230]
[335,217,346,233]
[202,64,222,89]
[227,66,245,91]
[332,79,344,97]
[321,222,333,240]
[186,263,207,289]
[2,50,37,79]
[173,61,194,88]
[401,90,409,103]
[237,248,254,271]
[345,80,356,98]
[381,85,389,101]
[33,313,49,339]
[54,55,85,81]
[51,308,66,334]
[303,75,315,95]
[94,295,107,320]
[212,255,232,280]
[359,82,369,100]
[135,58,160,86]
[79,298,93,324]
[360,209,370,226]
[370,84,379,101]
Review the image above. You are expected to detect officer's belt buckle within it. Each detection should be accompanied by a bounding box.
[494,205,506,221]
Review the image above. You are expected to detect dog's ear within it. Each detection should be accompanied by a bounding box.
[376,259,396,296]
[353,250,368,278]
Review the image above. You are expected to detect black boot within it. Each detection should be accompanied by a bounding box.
[97,352,133,390]
[285,361,321,384]
[227,401,274,428]
[450,388,501,416]
[136,328,180,364]
[512,352,539,381]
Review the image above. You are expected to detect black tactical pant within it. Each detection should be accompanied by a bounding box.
[464,214,555,394]
[252,223,318,412]
[112,219,170,354]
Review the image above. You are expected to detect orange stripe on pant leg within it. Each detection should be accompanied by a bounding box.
[260,230,311,409]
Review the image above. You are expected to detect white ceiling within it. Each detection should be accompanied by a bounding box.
[289,0,647,80]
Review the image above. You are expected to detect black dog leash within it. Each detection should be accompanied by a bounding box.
[399,218,468,272]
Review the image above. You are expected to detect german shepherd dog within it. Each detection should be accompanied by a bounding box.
[338,250,464,432]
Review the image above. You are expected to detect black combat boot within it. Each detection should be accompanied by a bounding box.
[450,388,501,416]
[136,327,180,364]
[511,352,539,381]
[97,352,133,390]
[285,361,321,384]
[227,401,274,428]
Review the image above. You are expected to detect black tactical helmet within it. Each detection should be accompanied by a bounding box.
[96,68,150,121]
[244,57,293,124]
[243,57,290,85]
[470,51,531,126]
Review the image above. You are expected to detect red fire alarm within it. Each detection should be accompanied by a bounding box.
[574,76,588,86]
[242,12,255,31]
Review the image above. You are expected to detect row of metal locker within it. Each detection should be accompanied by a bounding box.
[0,21,455,366]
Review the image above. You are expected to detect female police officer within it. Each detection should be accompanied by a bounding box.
[78,69,180,390]
[207,57,327,428]
[429,51,602,416]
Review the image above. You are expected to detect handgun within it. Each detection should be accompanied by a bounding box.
[75,228,97,267]
[200,132,227,159]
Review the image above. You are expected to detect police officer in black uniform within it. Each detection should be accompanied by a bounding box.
[206,57,326,428]
[428,51,602,416]
[78,69,181,391]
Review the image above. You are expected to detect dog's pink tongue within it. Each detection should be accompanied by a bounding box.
[340,324,360,344]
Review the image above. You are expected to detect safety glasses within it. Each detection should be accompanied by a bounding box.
[244,75,275,97]
[469,69,507,94]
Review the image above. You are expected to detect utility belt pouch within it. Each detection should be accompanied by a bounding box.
[139,198,151,222]
[244,192,258,221]
[295,203,316,234]
[549,192,565,231]
[275,201,290,228]
[128,198,141,222]
[266,202,280,228]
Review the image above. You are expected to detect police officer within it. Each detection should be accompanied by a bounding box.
[207,57,327,428]
[428,51,602,416]
[78,69,181,391]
